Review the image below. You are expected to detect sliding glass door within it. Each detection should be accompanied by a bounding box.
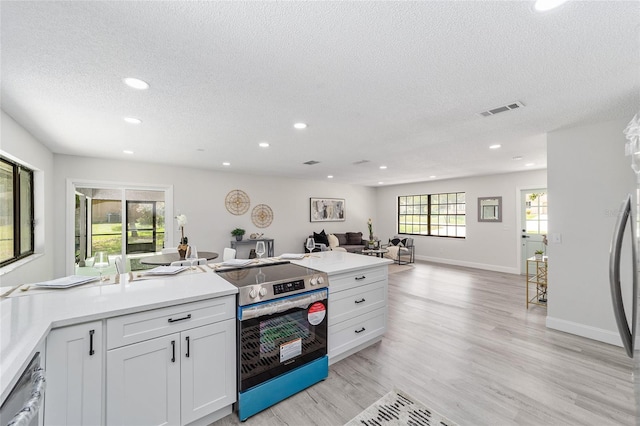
[69,181,172,275]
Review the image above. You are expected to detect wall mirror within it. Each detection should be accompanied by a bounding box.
[478,196,502,222]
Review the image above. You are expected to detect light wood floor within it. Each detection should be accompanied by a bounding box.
[213,261,635,425]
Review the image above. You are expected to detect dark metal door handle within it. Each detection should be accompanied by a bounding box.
[168,314,192,323]
[354,298,366,304]
[521,235,530,239]
[355,276,366,281]
[185,336,190,358]
[171,340,176,363]
[355,327,366,334]
[89,329,95,356]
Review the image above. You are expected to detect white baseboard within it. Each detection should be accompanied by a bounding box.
[545,315,623,347]
[415,255,520,275]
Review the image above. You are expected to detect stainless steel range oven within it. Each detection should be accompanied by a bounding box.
[217,262,329,421]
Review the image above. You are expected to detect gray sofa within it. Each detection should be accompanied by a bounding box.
[304,231,366,253]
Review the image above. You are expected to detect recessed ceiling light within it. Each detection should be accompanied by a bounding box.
[430,175,436,179]
[294,123,307,129]
[534,0,567,12]
[196,148,205,152]
[327,175,334,179]
[379,165,387,169]
[512,156,523,161]
[378,182,384,185]
[123,77,149,90]
[123,150,134,155]
[489,144,501,149]
[525,163,535,167]
[124,117,142,124]
[222,162,230,166]
[259,142,270,148]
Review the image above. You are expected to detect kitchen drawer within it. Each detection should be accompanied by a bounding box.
[107,296,235,349]
[328,307,386,359]
[329,280,387,326]
[329,266,387,293]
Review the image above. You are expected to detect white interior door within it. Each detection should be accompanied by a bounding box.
[521,189,548,274]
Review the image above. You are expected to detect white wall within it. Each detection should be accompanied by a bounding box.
[375,169,547,273]
[1,110,56,287]
[52,155,376,278]
[546,118,636,345]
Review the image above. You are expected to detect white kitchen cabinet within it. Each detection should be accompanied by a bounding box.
[106,333,181,426]
[327,265,388,364]
[44,321,103,426]
[106,297,236,426]
[180,320,235,425]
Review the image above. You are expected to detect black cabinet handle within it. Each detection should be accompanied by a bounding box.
[354,298,366,304]
[355,276,366,281]
[89,329,95,356]
[171,340,176,363]
[185,336,190,358]
[168,314,191,323]
[355,327,366,334]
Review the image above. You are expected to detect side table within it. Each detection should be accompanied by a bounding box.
[526,256,548,308]
[231,238,274,258]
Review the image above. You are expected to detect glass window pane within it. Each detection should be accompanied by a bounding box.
[448,193,456,204]
[421,195,429,204]
[457,193,465,203]
[438,194,447,204]
[19,168,32,254]
[413,195,421,204]
[0,161,14,263]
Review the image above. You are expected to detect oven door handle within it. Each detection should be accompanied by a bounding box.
[239,289,327,321]
[6,367,46,426]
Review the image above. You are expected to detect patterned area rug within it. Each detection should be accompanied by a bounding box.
[345,389,457,426]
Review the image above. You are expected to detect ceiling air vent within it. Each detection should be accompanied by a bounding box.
[478,101,525,117]
[352,160,370,165]
[303,160,320,165]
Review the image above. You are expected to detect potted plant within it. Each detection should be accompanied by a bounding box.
[534,249,544,261]
[231,228,246,241]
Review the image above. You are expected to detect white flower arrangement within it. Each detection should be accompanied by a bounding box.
[176,214,188,244]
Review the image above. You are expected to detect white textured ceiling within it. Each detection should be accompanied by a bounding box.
[1,1,639,186]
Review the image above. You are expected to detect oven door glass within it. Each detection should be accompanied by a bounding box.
[238,288,328,391]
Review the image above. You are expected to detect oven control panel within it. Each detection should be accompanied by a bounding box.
[273,279,305,295]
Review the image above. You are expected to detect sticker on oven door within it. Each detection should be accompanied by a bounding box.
[280,338,302,363]
[308,302,326,326]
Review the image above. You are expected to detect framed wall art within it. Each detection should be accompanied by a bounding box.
[310,198,345,222]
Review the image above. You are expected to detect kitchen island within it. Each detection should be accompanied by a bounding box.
[0,271,238,424]
[291,251,392,364]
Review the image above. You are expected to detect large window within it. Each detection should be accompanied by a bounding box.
[0,156,34,266]
[398,192,466,238]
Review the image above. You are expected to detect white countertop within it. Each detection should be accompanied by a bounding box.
[290,250,392,274]
[0,270,238,405]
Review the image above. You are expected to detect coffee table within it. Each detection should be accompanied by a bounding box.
[361,248,389,258]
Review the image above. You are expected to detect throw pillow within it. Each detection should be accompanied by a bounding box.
[313,230,330,247]
[327,233,339,249]
[336,233,348,246]
[346,232,363,245]
[390,238,402,246]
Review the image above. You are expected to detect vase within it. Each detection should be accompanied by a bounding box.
[178,244,188,260]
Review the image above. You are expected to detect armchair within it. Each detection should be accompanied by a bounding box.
[383,237,415,265]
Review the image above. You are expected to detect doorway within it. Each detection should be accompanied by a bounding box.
[520,189,548,274]
[68,181,172,276]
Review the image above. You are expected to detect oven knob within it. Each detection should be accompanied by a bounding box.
[259,287,267,297]
[310,277,317,286]
[317,276,324,285]
[249,288,258,299]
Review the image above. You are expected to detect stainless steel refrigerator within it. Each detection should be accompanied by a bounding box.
[610,112,640,423]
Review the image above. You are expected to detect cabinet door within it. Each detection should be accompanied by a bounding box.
[180,319,236,425]
[106,334,180,426]
[45,321,102,426]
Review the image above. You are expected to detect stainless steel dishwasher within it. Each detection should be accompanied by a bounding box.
[0,352,46,426]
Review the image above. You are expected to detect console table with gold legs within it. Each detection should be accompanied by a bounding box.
[526,256,548,308]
